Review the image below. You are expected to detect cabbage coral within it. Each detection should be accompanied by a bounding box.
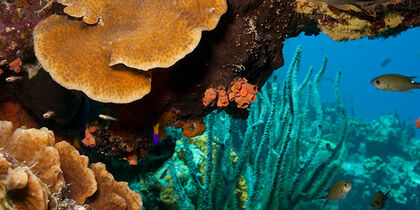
[0,121,142,209]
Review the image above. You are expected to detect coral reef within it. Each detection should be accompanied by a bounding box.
[0,0,56,62]
[0,120,142,209]
[82,117,153,165]
[289,111,419,209]
[131,47,349,209]
[338,137,420,209]
[0,0,418,161]
[345,114,413,157]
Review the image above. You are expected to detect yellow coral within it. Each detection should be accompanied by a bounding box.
[381,11,403,30]
[159,183,178,206]
[234,176,248,209]
[296,0,403,41]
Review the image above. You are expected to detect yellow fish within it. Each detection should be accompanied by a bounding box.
[371,189,391,209]
[322,180,353,209]
[371,74,420,92]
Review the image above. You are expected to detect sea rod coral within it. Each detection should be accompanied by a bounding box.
[131,47,348,209]
[0,121,142,209]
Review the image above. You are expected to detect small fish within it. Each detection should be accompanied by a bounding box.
[371,189,391,209]
[322,180,353,209]
[98,114,117,121]
[5,76,23,82]
[380,58,391,67]
[371,74,420,92]
[153,123,160,144]
[415,117,420,128]
[42,110,55,119]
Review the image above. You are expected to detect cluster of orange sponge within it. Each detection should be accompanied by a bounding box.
[202,77,258,109]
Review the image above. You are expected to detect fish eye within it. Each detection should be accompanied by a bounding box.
[374,201,379,206]
[344,182,348,187]
[375,80,380,84]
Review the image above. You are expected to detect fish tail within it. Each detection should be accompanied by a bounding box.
[385,189,391,198]
[322,200,328,210]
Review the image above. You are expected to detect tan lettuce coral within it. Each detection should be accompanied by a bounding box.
[33,0,227,103]
[55,141,97,205]
[0,121,142,209]
[88,162,143,210]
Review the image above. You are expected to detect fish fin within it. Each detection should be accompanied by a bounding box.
[322,200,328,210]
[408,76,417,79]
[385,189,391,198]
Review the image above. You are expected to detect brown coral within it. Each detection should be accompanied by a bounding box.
[0,121,143,209]
[88,162,143,210]
[55,141,97,205]
[33,0,227,103]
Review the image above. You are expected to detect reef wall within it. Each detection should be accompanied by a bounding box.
[0,0,419,162]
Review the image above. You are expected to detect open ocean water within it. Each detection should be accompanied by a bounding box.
[276,29,420,209]
[281,28,420,138]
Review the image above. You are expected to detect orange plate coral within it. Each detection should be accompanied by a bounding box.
[33,0,227,103]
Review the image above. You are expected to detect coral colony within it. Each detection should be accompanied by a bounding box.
[0,0,419,209]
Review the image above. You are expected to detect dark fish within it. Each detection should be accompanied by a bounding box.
[322,180,353,209]
[371,189,391,209]
[380,58,391,67]
[371,74,420,92]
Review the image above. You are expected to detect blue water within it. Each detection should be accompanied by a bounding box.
[280,28,420,138]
